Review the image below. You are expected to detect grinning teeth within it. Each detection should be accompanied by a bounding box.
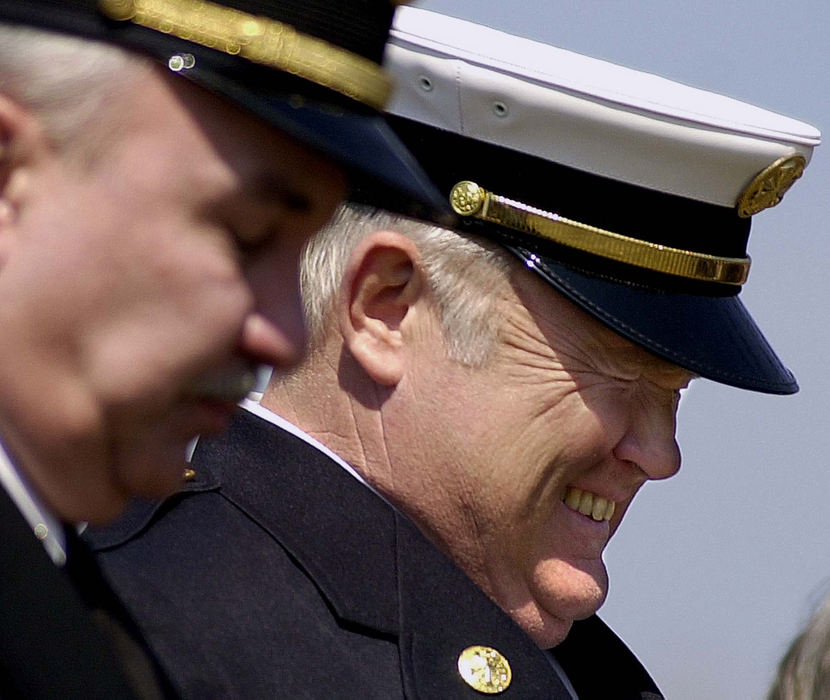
[565,488,582,510]
[578,491,593,516]
[563,487,616,522]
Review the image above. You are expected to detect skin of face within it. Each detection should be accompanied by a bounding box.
[366,258,694,649]
[0,65,347,523]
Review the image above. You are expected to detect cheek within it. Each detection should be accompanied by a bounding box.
[83,248,252,401]
[242,245,306,347]
[568,386,634,453]
[533,392,621,468]
[121,208,253,325]
[245,244,302,310]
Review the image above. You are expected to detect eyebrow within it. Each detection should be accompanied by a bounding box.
[609,343,698,386]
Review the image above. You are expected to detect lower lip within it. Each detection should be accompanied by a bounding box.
[558,501,611,555]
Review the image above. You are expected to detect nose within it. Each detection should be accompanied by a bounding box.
[612,402,681,481]
[241,252,308,369]
[237,155,346,369]
[240,310,306,370]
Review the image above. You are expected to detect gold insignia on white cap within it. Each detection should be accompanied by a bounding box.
[736,154,807,218]
[457,645,512,694]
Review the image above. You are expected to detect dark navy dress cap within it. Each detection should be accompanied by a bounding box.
[0,0,445,218]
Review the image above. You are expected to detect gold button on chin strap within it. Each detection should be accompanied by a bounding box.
[449,181,751,286]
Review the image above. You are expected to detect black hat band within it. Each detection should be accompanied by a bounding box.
[449,181,751,286]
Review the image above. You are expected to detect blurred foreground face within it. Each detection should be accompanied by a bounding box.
[383,265,693,648]
[0,66,347,523]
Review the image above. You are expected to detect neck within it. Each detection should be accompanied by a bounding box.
[262,339,393,491]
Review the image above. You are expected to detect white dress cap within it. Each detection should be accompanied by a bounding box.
[386,7,820,208]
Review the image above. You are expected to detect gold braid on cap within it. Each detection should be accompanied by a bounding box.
[98,0,393,109]
[449,181,750,286]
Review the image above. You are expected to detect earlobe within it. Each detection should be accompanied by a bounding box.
[339,230,426,386]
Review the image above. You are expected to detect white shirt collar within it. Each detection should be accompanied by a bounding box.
[0,440,67,566]
[239,397,392,506]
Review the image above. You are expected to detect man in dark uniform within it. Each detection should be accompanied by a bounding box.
[88,7,820,698]
[0,1,442,697]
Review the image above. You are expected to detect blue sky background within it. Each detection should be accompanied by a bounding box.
[411,2,829,697]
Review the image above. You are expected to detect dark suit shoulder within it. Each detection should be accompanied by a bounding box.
[88,411,403,698]
[89,409,660,699]
[0,488,144,699]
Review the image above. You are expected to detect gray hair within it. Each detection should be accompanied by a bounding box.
[769,593,830,700]
[0,23,142,153]
[300,203,513,367]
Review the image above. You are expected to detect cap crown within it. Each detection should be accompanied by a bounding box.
[378,7,822,393]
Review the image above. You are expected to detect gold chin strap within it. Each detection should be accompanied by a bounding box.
[449,181,750,286]
[98,0,393,110]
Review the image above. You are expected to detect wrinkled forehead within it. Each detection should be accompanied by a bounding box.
[506,261,696,386]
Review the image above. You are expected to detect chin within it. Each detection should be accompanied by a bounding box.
[116,448,189,502]
[75,489,133,526]
[523,614,575,649]
[523,565,609,648]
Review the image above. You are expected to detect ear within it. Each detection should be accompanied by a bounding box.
[0,94,47,266]
[0,94,45,231]
[338,229,429,386]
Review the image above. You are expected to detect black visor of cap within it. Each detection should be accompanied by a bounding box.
[0,0,446,218]
[513,249,796,394]
[380,115,797,395]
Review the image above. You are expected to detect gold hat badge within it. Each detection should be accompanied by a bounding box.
[457,645,512,694]
[736,154,807,218]
[98,0,393,109]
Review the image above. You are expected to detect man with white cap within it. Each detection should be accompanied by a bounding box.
[89,7,820,698]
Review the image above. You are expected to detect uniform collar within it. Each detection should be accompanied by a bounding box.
[192,409,572,696]
[0,439,66,566]
[237,398,390,504]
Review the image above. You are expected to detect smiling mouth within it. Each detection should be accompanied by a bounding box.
[563,487,616,522]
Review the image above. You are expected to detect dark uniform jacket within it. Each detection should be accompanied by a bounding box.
[88,408,663,699]
[0,482,171,699]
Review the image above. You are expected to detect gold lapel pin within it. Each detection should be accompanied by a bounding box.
[457,645,512,694]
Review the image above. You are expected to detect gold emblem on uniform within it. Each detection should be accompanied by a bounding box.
[736,154,807,218]
[457,645,512,694]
